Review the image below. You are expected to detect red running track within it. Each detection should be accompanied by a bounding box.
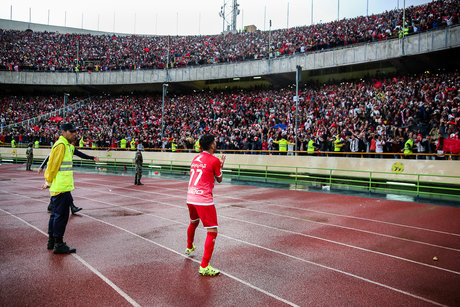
[0,164,459,306]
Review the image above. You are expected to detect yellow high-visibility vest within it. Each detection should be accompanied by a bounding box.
[307,140,315,153]
[275,139,288,152]
[49,136,75,193]
[334,137,343,152]
[120,138,127,149]
[404,139,413,154]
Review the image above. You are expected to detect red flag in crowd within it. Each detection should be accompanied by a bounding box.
[443,139,460,154]
[144,48,150,52]
[33,126,40,132]
[49,117,63,122]
[373,81,383,88]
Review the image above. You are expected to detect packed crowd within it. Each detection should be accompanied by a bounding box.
[1,0,458,72]
[1,70,459,157]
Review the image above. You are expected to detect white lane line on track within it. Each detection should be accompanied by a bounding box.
[0,192,299,307]
[77,209,446,307]
[84,176,460,238]
[222,195,460,237]
[17,191,449,307]
[0,207,142,307]
[74,180,460,253]
[79,212,300,307]
[11,173,459,237]
[79,176,460,238]
[75,190,460,276]
[0,186,449,306]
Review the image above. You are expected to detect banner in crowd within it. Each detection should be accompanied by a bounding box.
[443,139,460,154]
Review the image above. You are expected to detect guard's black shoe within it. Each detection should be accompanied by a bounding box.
[137,182,144,185]
[53,242,76,254]
[71,206,82,214]
[47,238,55,250]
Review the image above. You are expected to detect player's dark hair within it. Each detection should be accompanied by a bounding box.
[199,134,215,151]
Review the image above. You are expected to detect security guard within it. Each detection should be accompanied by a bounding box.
[307,136,317,155]
[334,135,344,154]
[194,139,201,152]
[130,138,136,150]
[79,137,85,148]
[171,139,178,152]
[120,137,127,149]
[11,138,16,148]
[39,145,98,214]
[41,123,79,254]
[134,144,144,185]
[35,140,40,148]
[273,137,294,155]
[404,132,414,158]
[398,24,409,38]
[26,143,33,171]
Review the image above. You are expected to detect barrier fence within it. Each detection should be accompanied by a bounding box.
[1,144,459,159]
[2,152,459,202]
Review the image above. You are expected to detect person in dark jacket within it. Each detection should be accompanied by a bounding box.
[39,146,99,213]
[26,143,33,171]
[134,144,144,185]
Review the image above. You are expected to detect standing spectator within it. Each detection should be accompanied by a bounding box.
[425,135,436,160]
[261,138,268,155]
[25,143,33,171]
[349,134,359,157]
[415,134,427,159]
[435,137,445,160]
[375,135,386,159]
[369,133,377,157]
[134,144,144,185]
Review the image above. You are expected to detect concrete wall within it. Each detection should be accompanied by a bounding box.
[2,147,459,184]
[0,18,136,36]
[1,25,459,86]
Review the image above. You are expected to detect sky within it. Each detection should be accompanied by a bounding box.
[1,0,432,36]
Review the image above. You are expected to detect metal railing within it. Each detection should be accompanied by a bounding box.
[2,153,458,201]
[0,97,91,132]
[1,144,459,159]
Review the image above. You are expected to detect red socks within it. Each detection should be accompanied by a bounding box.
[187,221,199,249]
[201,231,217,268]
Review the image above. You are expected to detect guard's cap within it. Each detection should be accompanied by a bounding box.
[61,123,77,132]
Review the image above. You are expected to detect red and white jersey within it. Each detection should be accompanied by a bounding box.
[186,152,222,205]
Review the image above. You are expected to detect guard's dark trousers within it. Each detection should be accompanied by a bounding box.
[48,191,72,238]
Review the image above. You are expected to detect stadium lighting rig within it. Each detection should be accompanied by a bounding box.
[219,0,240,33]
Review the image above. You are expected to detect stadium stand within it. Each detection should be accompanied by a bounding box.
[0,0,458,72]
[1,71,458,156]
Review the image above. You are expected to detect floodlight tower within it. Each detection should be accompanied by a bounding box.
[219,0,240,33]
